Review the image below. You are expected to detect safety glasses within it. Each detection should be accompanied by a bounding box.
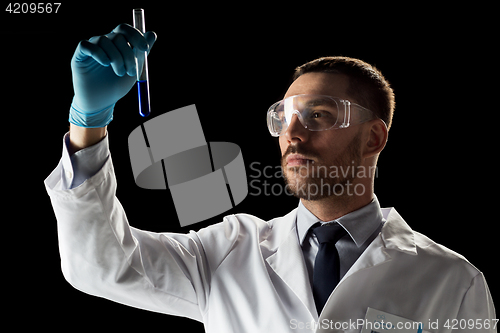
[267,94,379,137]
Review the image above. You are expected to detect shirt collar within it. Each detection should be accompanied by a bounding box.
[296,195,385,248]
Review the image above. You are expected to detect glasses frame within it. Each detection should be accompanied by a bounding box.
[267,94,382,137]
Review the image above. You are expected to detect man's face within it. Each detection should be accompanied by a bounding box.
[279,72,364,200]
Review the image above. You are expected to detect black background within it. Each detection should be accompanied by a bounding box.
[4,1,497,330]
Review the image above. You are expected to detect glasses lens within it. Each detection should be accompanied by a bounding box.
[267,95,341,136]
[267,110,283,136]
[296,95,339,131]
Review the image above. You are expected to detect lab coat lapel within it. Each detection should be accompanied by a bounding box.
[335,207,418,292]
[264,209,317,319]
[380,208,417,255]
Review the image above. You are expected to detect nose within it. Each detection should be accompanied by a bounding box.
[284,112,309,143]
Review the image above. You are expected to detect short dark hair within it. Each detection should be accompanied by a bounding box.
[293,56,395,130]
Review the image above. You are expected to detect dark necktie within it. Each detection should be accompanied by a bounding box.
[312,223,347,314]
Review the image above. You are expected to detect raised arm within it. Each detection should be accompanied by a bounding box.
[45,23,213,321]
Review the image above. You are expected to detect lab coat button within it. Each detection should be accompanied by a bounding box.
[66,171,73,179]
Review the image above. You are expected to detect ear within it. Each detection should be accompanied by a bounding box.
[363,119,388,158]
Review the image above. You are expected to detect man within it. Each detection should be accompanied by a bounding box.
[45,24,496,332]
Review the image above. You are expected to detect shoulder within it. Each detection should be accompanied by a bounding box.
[413,230,481,277]
[382,208,481,280]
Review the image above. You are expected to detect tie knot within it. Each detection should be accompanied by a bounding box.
[312,223,347,244]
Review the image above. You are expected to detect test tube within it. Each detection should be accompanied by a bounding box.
[133,8,150,117]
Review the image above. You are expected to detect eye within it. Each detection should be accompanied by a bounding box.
[311,110,334,119]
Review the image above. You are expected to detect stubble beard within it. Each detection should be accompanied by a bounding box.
[281,133,362,201]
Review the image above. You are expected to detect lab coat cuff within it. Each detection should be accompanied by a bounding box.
[46,132,110,191]
[65,132,110,189]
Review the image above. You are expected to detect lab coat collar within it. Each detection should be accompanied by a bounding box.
[262,206,417,321]
[337,207,417,287]
[380,207,417,255]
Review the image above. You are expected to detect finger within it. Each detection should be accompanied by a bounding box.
[144,31,157,54]
[75,40,110,66]
[91,35,126,77]
[112,23,149,51]
[109,33,137,77]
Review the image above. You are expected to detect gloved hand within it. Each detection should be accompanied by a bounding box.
[69,23,157,128]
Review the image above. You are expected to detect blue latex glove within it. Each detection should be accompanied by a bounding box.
[69,23,157,128]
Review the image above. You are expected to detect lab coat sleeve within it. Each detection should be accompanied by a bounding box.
[454,272,497,333]
[45,150,211,322]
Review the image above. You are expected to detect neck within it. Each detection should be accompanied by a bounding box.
[300,187,374,222]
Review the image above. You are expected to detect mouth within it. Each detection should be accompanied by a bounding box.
[285,154,315,167]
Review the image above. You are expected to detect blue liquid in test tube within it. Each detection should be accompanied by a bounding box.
[133,8,150,117]
[137,79,150,117]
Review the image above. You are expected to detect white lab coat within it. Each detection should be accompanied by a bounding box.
[45,154,496,333]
